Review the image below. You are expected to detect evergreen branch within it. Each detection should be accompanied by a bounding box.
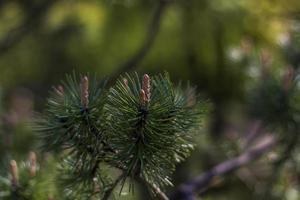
[110,0,171,80]
[91,160,101,177]
[135,176,169,200]
[102,172,126,200]
[170,135,276,200]
[36,72,205,199]
[105,72,202,188]
[0,0,57,56]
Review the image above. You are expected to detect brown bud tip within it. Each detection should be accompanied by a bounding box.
[10,160,18,185]
[142,74,151,103]
[29,151,37,177]
[283,67,295,91]
[58,85,64,95]
[140,89,147,106]
[53,85,64,96]
[48,195,54,200]
[81,76,89,108]
[186,88,196,107]
[123,78,128,87]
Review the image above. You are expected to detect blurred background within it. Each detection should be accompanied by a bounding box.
[1,0,300,199]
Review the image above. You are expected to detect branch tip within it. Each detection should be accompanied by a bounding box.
[29,151,37,177]
[142,74,151,103]
[123,78,129,87]
[53,85,64,96]
[10,160,18,186]
[140,89,147,106]
[81,75,89,109]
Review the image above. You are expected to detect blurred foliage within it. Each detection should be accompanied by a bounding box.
[1,0,300,199]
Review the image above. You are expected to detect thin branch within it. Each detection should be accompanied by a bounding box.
[262,123,300,198]
[170,135,276,200]
[135,176,169,200]
[242,120,263,149]
[102,172,125,200]
[91,160,101,176]
[0,0,57,56]
[110,0,171,80]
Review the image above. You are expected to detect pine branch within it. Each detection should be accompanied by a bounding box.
[0,153,49,200]
[110,0,171,80]
[242,120,263,149]
[0,0,57,56]
[102,172,126,200]
[135,176,169,200]
[36,72,205,199]
[170,135,276,200]
[105,72,202,188]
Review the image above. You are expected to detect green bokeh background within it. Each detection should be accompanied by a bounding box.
[1,0,300,199]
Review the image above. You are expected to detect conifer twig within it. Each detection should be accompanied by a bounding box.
[0,0,57,56]
[170,135,276,200]
[140,89,147,106]
[136,176,169,200]
[110,0,171,80]
[142,74,151,103]
[53,85,64,97]
[81,76,89,109]
[102,172,126,200]
[9,160,19,186]
[29,151,37,177]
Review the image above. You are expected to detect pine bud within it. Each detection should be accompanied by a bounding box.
[142,74,151,103]
[57,85,64,95]
[29,151,37,177]
[9,160,18,186]
[53,85,64,97]
[186,87,196,107]
[81,76,89,109]
[140,89,147,106]
[123,78,129,88]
